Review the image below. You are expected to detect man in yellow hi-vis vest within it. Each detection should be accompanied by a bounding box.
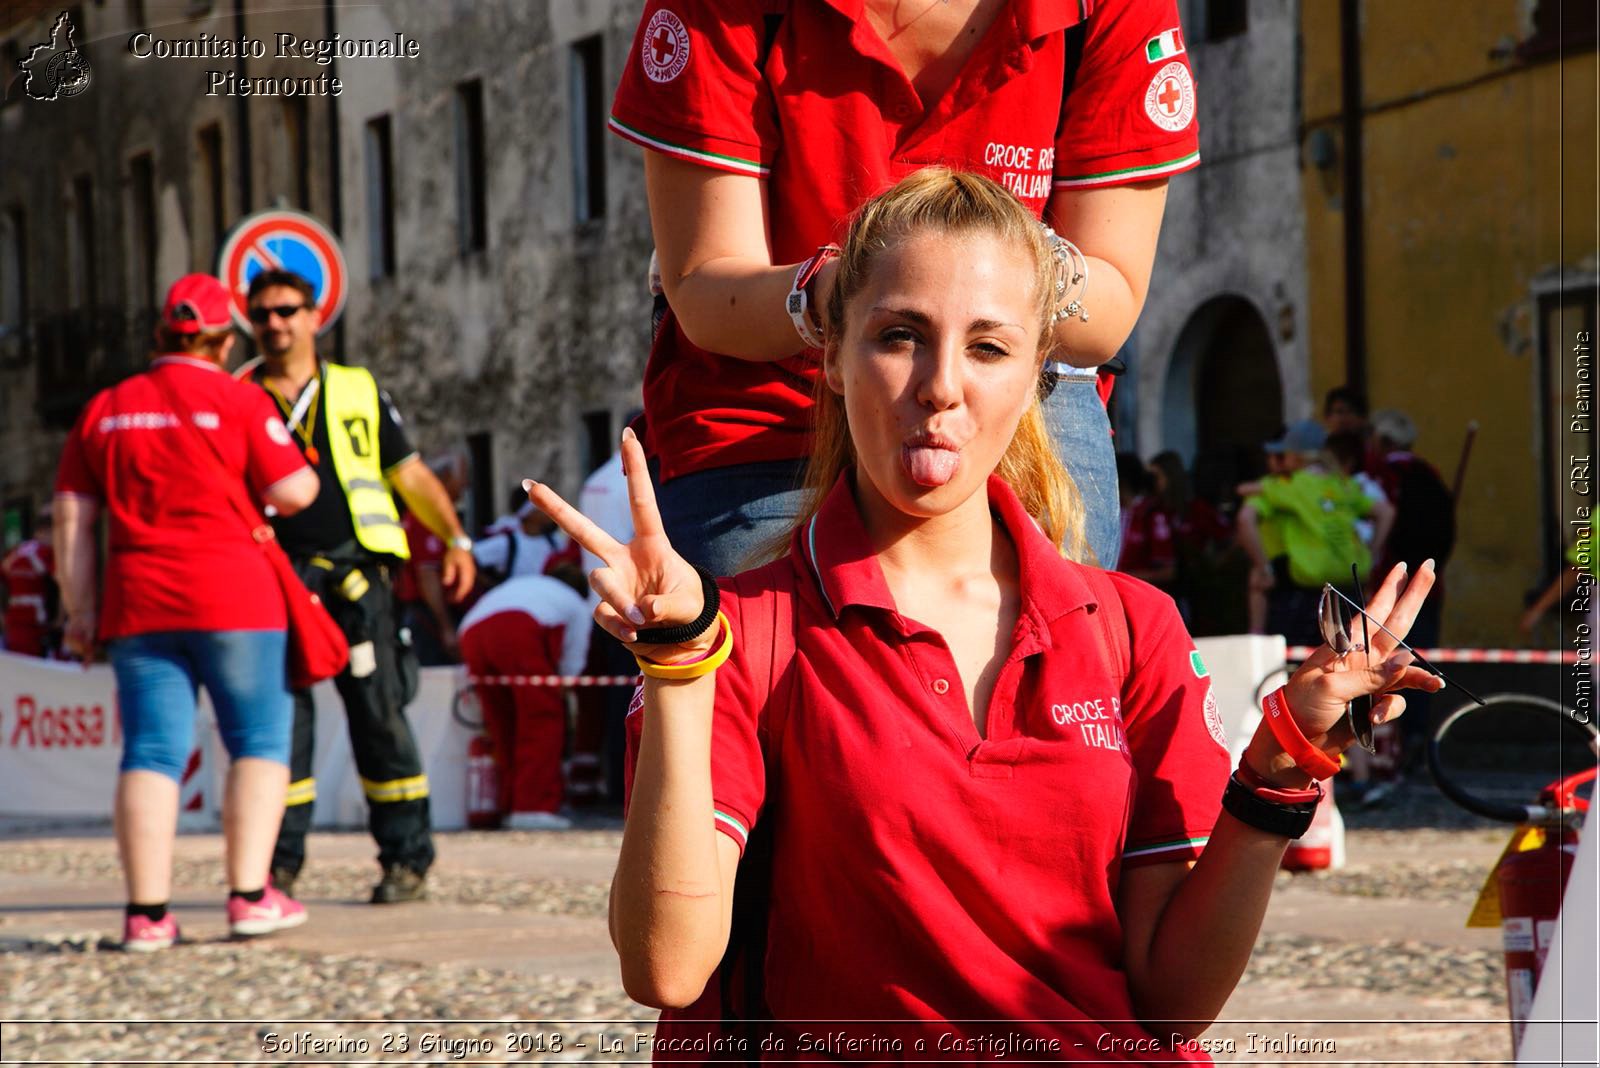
[240,270,476,905]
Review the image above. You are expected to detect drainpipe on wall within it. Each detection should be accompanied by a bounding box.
[324,0,345,359]
[234,0,251,212]
[1339,0,1366,398]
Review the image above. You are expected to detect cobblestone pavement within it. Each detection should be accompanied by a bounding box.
[0,841,612,918]
[0,783,1526,1064]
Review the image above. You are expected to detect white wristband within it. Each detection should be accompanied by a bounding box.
[786,245,838,350]
[786,262,826,349]
[448,535,473,552]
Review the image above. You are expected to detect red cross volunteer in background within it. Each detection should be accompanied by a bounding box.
[610,0,1202,576]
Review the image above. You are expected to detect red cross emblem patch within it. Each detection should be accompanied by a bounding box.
[641,9,690,84]
[1143,61,1195,132]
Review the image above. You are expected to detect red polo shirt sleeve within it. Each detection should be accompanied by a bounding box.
[241,387,311,497]
[1053,0,1201,189]
[707,574,770,854]
[609,0,779,178]
[1114,579,1229,868]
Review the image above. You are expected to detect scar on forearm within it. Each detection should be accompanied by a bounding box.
[655,888,717,900]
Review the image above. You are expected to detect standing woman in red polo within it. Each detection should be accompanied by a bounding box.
[530,171,1442,1055]
[611,0,1202,572]
[53,275,322,951]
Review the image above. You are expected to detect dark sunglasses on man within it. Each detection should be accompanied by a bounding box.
[1317,565,1483,752]
[247,303,309,325]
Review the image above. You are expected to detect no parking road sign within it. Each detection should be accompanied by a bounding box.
[218,209,347,334]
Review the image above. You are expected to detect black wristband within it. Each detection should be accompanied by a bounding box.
[632,564,721,645]
[1221,774,1320,839]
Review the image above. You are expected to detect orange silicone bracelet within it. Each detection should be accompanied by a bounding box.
[1260,687,1341,780]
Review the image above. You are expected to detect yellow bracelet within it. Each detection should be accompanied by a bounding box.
[635,611,734,680]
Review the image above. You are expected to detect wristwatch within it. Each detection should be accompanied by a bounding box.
[448,535,473,552]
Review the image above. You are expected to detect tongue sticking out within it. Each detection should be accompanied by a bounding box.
[904,446,960,488]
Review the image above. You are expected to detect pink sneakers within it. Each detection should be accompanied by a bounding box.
[122,912,179,952]
[227,884,308,938]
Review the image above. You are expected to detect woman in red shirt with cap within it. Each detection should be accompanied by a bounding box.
[529,171,1441,1057]
[54,274,322,951]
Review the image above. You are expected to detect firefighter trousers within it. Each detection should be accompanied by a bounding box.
[272,555,435,877]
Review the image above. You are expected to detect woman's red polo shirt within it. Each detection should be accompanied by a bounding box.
[669,471,1230,1055]
[611,0,1202,479]
[54,356,310,640]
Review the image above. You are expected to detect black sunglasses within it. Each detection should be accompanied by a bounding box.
[247,303,309,324]
[1317,567,1484,752]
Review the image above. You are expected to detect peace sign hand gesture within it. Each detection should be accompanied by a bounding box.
[523,428,717,663]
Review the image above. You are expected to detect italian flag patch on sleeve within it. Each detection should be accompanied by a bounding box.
[1146,28,1186,62]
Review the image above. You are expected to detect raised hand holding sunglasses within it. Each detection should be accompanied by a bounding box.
[1245,560,1450,788]
[1318,567,1484,754]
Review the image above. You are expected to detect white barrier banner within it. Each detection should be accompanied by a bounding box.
[1192,633,1286,767]
[0,652,476,830]
[0,652,122,816]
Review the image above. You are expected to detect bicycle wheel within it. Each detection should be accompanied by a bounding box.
[1427,692,1597,823]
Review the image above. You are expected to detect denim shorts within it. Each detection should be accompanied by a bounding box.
[108,629,293,780]
[1042,378,1120,569]
[656,458,809,576]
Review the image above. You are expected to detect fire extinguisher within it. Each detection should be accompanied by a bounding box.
[1497,822,1578,1049]
[466,731,502,830]
[1496,767,1592,1049]
[1429,697,1596,1057]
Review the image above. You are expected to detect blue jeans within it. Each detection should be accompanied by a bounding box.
[108,629,293,781]
[1042,379,1120,568]
[656,459,809,576]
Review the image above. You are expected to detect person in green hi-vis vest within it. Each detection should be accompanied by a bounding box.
[1237,419,1394,648]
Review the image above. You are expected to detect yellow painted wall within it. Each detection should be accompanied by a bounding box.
[1360,1,1526,105]
[1300,1,1598,646]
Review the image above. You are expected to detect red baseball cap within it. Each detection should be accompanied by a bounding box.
[160,273,233,334]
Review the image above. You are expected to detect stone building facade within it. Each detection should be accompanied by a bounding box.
[1,0,653,536]
[1122,0,1310,491]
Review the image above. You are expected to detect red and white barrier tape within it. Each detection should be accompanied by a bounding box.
[1285,646,1579,665]
[466,674,643,688]
[467,648,1581,688]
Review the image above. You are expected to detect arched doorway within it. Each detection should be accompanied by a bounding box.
[1162,295,1282,636]
[1163,295,1283,476]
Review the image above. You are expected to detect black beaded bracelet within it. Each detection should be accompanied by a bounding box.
[1220,774,1320,839]
[632,564,721,645]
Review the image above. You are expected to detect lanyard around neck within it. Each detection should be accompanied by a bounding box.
[284,376,320,435]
